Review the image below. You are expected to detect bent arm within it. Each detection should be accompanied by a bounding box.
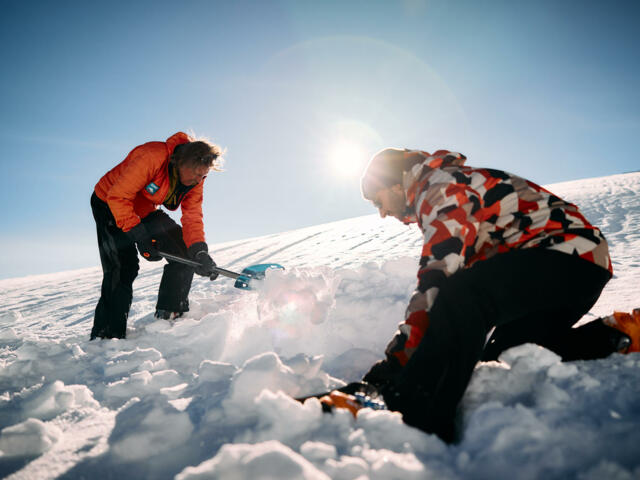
[180,180,206,247]
[106,145,164,232]
[383,174,482,368]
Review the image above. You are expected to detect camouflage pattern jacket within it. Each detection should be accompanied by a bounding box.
[385,150,612,366]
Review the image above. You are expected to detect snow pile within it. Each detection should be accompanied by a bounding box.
[176,441,331,480]
[0,172,639,479]
[0,419,61,458]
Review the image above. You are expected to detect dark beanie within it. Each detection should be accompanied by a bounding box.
[360,148,425,200]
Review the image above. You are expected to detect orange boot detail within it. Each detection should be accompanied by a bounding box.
[603,308,640,353]
[319,391,363,417]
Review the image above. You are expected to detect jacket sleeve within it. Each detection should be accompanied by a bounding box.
[180,179,206,248]
[384,169,482,366]
[106,144,164,232]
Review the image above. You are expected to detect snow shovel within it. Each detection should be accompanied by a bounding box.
[157,250,284,290]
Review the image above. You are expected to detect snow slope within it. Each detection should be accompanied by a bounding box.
[1,172,639,480]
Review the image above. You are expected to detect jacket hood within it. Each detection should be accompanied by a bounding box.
[166,132,191,154]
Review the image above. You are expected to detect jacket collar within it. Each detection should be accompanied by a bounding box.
[402,150,467,223]
[166,132,191,155]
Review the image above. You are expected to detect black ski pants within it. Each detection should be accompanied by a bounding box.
[384,248,611,442]
[90,193,195,339]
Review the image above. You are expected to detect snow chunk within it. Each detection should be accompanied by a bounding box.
[365,448,427,480]
[499,342,561,369]
[547,362,579,379]
[285,353,324,379]
[300,441,337,462]
[252,390,324,442]
[324,455,369,480]
[104,346,164,377]
[109,396,193,461]
[356,409,447,457]
[3,380,100,426]
[105,368,186,404]
[175,440,330,480]
[197,360,238,383]
[70,344,86,358]
[0,418,61,457]
[222,352,300,418]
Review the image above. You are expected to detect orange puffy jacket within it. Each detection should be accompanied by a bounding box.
[94,132,206,248]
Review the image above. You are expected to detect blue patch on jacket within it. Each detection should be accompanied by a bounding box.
[145,182,159,195]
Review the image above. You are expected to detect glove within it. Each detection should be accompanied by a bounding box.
[188,242,218,279]
[126,223,161,261]
[362,358,402,388]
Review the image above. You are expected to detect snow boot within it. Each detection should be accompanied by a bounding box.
[154,310,184,321]
[602,308,640,353]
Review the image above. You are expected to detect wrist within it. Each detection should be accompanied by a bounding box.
[187,242,208,259]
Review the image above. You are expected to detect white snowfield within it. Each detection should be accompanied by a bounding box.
[0,172,639,480]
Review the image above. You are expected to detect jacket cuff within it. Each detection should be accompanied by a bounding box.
[187,242,208,259]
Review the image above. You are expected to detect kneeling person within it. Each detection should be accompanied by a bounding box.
[324,148,638,442]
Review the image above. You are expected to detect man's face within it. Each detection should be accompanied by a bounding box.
[373,184,407,221]
[178,164,209,186]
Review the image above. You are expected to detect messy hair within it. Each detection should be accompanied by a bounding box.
[171,139,224,171]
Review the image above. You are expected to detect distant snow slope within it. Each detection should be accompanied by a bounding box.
[1,172,638,480]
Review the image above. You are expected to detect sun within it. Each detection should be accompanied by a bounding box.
[328,139,369,179]
[323,118,382,180]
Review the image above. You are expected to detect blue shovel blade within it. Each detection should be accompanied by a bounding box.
[234,263,285,290]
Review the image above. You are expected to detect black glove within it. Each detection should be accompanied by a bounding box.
[188,242,218,279]
[362,358,402,388]
[126,223,161,261]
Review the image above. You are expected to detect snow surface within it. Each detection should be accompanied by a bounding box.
[0,172,639,480]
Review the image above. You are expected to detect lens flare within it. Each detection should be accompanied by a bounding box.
[328,140,368,179]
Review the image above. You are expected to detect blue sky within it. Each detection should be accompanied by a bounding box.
[1,0,638,279]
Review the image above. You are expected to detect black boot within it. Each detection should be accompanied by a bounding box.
[154,310,184,321]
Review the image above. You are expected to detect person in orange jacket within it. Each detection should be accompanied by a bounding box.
[90,132,222,340]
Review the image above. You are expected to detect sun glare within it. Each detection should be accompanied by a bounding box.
[324,118,382,180]
[329,140,368,179]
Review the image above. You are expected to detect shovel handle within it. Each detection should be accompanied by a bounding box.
[211,266,244,280]
[157,251,246,280]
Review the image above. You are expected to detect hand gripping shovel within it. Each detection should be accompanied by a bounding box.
[157,250,284,290]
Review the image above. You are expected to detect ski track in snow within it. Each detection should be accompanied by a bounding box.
[0,172,639,479]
